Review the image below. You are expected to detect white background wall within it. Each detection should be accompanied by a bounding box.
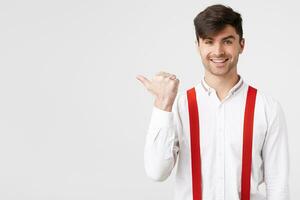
[0,0,299,199]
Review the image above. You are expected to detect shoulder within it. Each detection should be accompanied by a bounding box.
[173,90,187,109]
[252,86,285,122]
[255,87,281,109]
[175,84,199,104]
[172,86,197,114]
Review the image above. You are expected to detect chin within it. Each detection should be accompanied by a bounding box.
[208,67,232,76]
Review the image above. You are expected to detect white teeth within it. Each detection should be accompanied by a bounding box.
[211,58,228,63]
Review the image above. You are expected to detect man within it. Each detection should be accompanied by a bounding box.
[136,4,289,200]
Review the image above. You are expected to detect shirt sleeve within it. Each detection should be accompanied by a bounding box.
[262,100,290,199]
[144,94,182,182]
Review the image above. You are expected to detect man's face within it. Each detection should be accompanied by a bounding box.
[196,25,245,77]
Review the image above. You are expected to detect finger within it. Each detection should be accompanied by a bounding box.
[136,75,151,89]
[169,74,176,80]
[156,71,170,76]
[156,71,172,78]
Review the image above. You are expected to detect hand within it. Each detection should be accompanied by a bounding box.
[136,71,180,112]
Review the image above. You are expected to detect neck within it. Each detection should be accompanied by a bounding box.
[204,70,240,101]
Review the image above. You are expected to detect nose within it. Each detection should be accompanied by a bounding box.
[213,43,225,57]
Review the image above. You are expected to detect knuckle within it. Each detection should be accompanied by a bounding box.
[169,74,176,79]
[156,71,165,76]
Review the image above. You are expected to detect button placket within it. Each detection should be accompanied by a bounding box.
[218,103,225,198]
[213,103,223,199]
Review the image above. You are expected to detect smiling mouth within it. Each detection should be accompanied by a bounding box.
[210,58,229,63]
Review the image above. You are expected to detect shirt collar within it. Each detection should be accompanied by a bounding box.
[200,75,244,96]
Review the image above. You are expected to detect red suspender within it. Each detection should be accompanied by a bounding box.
[241,86,257,200]
[187,85,257,200]
[187,87,202,200]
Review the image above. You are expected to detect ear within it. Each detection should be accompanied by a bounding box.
[239,38,245,53]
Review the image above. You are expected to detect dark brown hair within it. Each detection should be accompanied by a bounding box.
[193,4,243,43]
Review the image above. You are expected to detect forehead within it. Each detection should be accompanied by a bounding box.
[203,25,239,40]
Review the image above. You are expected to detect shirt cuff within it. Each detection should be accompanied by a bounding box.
[148,106,175,129]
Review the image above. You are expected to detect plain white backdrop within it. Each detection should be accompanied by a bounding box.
[0,0,299,199]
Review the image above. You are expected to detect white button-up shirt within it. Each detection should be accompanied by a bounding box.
[144,75,290,200]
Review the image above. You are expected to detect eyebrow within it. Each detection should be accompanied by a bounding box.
[205,35,236,40]
[222,35,236,40]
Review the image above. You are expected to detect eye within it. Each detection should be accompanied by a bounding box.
[204,40,213,45]
[224,40,233,45]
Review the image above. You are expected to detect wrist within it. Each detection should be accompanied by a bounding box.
[154,98,173,112]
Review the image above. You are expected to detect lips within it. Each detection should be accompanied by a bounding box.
[210,58,229,63]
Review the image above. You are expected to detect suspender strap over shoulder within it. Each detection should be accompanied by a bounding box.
[241,86,257,200]
[187,87,202,200]
[187,85,257,200]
